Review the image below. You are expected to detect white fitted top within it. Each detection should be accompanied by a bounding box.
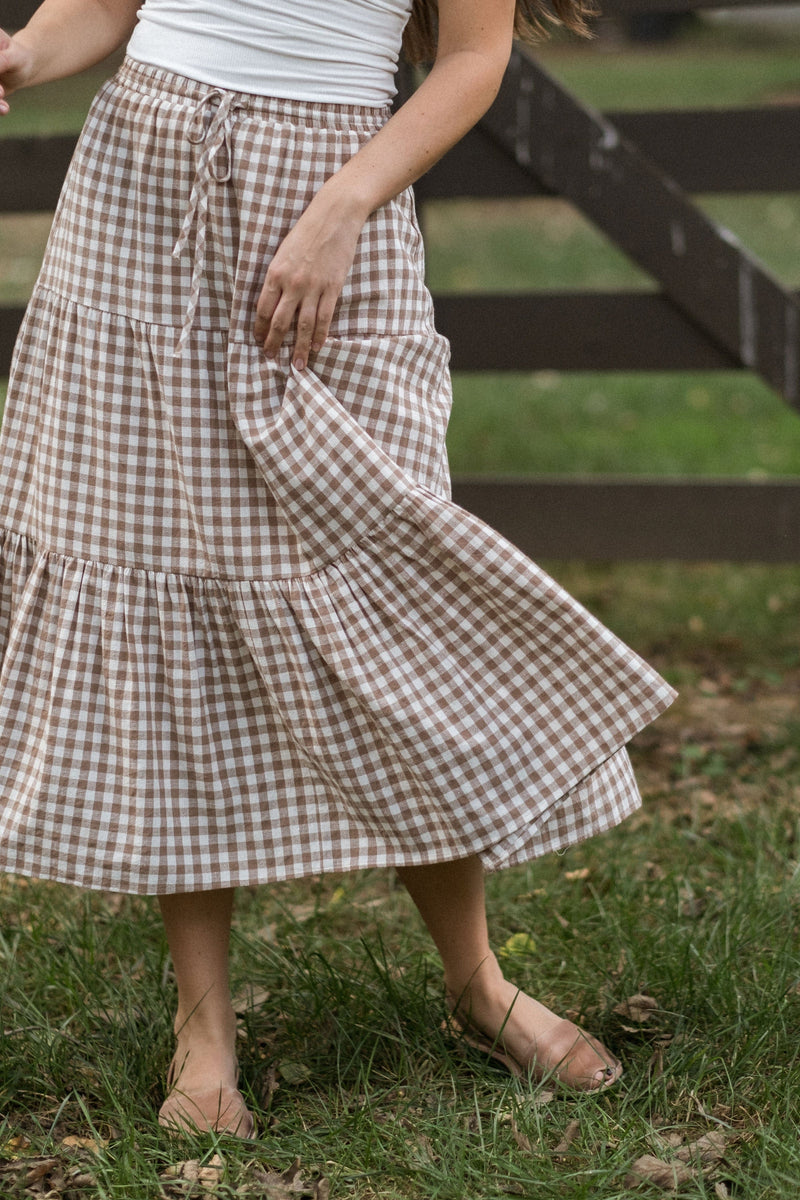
[127,0,414,105]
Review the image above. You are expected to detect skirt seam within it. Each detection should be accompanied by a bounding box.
[0,523,398,588]
[30,284,440,343]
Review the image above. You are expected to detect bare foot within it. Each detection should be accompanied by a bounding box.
[445,955,620,1091]
[159,1009,255,1137]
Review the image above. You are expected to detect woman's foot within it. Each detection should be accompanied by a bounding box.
[158,1009,255,1138]
[445,955,621,1091]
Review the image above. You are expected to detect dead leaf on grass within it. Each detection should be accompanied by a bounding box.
[674,1131,727,1165]
[626,1130,728,1191]
[161,1152,225,1192]
[61,1135,106,1154]
[68,1170,99,1188]
[553,1119,581,1155]
[257,1061,280,1108]
[626,1153,694,1190]
[510,1116,533,1153]
[0,1155,93,1195]
[7,1156,61,1184]
[1,1132,33,1157]
[277,1059,312,1084]
[613,993,659,1023]
[563,868,590,881]
[242,1157,330,1198]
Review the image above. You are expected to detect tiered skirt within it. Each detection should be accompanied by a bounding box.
[0,59,675,894]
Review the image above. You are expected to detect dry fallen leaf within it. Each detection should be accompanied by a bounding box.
[242,1157,330,1197]
[278,1059,313,1084]
[510,1116,533,1153]
[14,1157,61,1184]
[613,993,659,1023]
[2,1133,32,1156]
[553,1119,581,1155]
[626,1154,695,1190]
[563,867,590,881]
[674,1131,727,1165]
[257,1061,281,1109]
[626,1131,728,1191]
[162,1152,224,1191]
[61,1135,106,1154]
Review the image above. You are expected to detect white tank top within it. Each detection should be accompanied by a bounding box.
[126,0,414,106]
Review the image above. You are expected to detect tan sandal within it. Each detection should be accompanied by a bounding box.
[444,998,622,1092]
[158,1056,256,1138]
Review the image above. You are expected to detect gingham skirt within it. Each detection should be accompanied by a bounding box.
[0,59,676,894]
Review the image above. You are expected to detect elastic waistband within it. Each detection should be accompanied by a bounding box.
[116,56,391,132]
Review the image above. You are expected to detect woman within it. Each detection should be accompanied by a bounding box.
[0,0,675,1137]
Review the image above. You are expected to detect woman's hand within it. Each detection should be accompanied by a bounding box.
[253,187,367,370]
[252,0,515,366]
[1,1,141,109]
[0,27,35,114]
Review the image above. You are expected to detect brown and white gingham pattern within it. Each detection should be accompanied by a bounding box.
[0,60,676,894]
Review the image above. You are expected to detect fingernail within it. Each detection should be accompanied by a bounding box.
[294,357,305,371]
[311,342,321,353]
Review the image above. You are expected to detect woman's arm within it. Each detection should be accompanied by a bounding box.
[254,0,517,368]
[0,0,141,111]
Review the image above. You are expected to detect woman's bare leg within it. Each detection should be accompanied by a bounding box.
[397,855,620,1090]
[157,888,253,1135]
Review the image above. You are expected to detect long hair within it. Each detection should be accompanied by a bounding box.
[402,0,597,63]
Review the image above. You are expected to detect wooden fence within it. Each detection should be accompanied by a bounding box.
[2,0,800,559]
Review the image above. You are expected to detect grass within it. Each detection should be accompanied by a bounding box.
[2,25,800,1199]
[2,759,800,1197]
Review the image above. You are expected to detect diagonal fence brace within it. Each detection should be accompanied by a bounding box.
[479,48,800,411]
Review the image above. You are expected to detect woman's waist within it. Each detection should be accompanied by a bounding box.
[126,13,403,107]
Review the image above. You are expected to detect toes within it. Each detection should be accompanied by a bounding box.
[544,1020,621,1090]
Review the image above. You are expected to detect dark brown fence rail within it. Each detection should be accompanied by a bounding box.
[2,0,800,559]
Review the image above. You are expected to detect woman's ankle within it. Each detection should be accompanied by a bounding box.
[173,999,237,1041]
[445,951,509,1012]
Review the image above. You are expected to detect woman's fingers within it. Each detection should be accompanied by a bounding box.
[252,277,281,346]
[0,27,11,112]
[254,276,329,369]
[253,200,362,364]
[255,292,323,369]
[311,288,338,354]
[0,26,33,111]
[291,298,320,370]
[257,289,298,361]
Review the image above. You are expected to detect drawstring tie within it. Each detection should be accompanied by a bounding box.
[172,90,242,355]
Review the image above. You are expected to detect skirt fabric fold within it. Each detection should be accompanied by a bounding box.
[0,58,675,894]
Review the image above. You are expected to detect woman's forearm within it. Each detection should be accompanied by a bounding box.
[315,0,517,223]
[321,46,513,223]
[256,0,517,365]
[11,0,141,91]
